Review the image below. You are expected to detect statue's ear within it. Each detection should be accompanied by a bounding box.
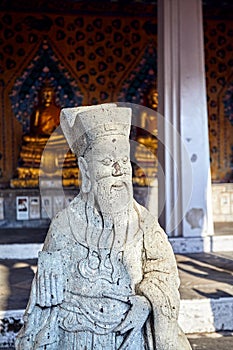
[78,157,91,193]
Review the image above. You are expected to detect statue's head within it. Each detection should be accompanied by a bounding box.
[40,85,55,107]
[60,104,133,214]
[147,86,158,110]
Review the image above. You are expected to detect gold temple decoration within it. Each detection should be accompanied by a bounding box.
[132,86,158,187]
[11,84,79,188]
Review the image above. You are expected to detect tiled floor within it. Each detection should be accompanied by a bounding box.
[177,252,233,300]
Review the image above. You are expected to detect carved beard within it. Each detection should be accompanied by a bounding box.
[92,176,133,251]
[82,178,133,282]
[82,190,132,283]
[95,176,133,216]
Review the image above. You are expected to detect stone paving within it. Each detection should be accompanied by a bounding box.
[177,251,233,300]
[0,258,37,311]
[0,333,233,349]
[188,331,233,349]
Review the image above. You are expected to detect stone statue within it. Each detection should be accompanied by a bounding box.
[15,104,191,349]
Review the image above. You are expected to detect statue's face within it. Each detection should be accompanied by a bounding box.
[85,135,132,214]
[41,88,54,105]
[148,88,158,109]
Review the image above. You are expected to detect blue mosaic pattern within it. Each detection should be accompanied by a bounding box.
[118,44,156,104]
[223,83,233,126]
[10,41,83,133]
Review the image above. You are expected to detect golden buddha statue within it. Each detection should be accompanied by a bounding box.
[147,86,158,110]
[133,86,158,186]
[11,84,79,188]
[30,85,60,136]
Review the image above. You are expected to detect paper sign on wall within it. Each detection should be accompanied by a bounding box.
[29,196,40,219]
[16,196,29,220]
[0,197,4,220]
[41,196,52,219]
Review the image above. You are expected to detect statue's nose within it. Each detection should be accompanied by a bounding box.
[112,161,123,176]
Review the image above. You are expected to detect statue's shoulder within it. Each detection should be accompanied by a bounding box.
[51,206,69,226]
[133,200,158,230]
[43,195,84,250]
[51,194,83,225]
[133,200,172,254]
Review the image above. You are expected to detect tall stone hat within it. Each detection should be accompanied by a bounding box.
[60,103,132,157]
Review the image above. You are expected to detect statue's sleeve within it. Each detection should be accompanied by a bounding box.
[138,220,180,319]
[137,213,182,350]
[15,208,74,349]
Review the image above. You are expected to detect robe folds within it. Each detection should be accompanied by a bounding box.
[16,195,191,350]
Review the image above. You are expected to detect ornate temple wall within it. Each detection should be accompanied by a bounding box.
[0,7,232,185]
[0,8,156,184]
[204,19,233,182]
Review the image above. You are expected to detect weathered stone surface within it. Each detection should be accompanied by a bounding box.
[15,104,191,349]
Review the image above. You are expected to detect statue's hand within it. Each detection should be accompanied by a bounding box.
[114,295,151,335]
[36,251,64,307]
[37,269,63,307]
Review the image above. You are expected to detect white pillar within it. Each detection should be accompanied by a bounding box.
[157,0,214,237]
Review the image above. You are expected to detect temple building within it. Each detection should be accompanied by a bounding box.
[0,1,233,347]
[0,0,232,239]
[0,0,233,236]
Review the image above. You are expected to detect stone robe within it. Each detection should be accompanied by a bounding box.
[16,195,191,350]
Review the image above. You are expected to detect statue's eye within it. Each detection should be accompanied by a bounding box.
[102,158,111,166]
[122,156,128,164]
